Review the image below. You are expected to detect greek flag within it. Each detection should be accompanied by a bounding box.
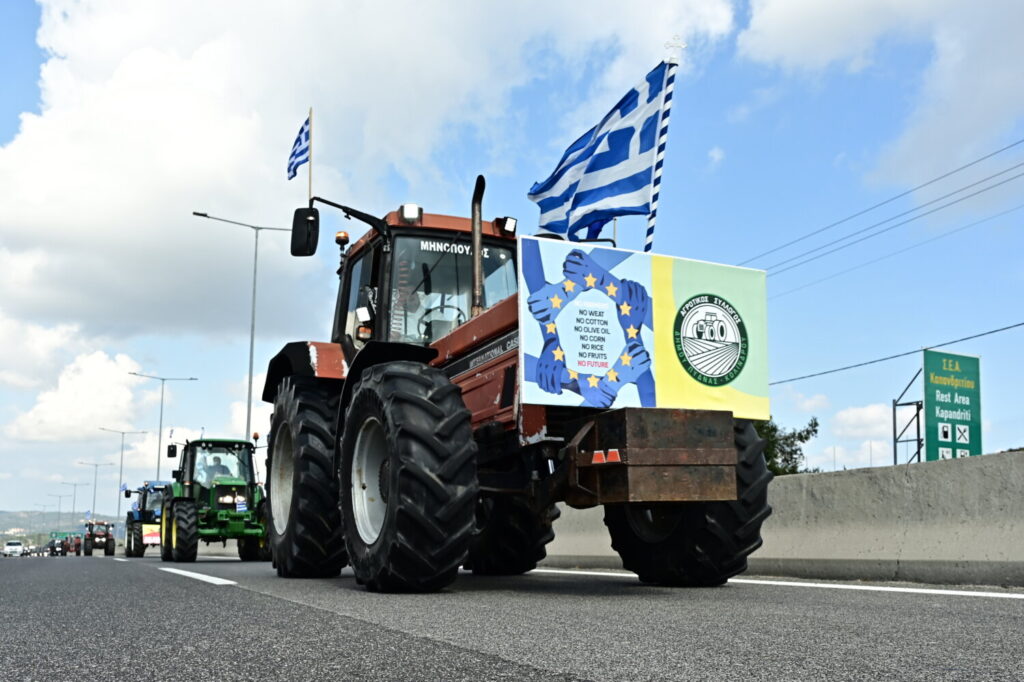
[287,116,311,180]
[528,62,672,245]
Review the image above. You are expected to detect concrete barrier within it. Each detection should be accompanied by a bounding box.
[542,450,1024,586]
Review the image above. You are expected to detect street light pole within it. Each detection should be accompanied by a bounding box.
[192,211,289,440]
[129,373,197,479]
[61,482,89,524]
[99,427,147,531]
[48,493,69,532]
[78,460,114,519]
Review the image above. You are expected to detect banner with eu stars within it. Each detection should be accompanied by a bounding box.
[517,236,769,420]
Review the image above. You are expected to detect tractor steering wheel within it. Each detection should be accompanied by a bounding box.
[417,304,467,339]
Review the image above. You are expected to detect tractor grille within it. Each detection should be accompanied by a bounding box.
[214,485,240,510]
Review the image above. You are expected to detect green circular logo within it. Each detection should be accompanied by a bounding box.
[673,294,748,386]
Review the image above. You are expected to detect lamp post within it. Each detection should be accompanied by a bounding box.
[78,460,114,520]
[99,427,147,535]
[61,481,89,525]
[48,493,69,532]
[192,211,289,440]
[34,503,53,536]
[129,373,197,479]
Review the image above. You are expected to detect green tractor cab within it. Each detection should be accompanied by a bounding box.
[160,438,270,562]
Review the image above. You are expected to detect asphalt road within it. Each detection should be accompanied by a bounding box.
[1,552,1022,681]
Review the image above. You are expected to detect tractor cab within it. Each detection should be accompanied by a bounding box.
[176,439,257,510]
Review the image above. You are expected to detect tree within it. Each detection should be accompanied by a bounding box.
[755,416,820,475]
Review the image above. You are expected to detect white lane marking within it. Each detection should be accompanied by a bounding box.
[531,568,1024,601]
[113,558,129,562]
[729,578,1024,600]
[159,567,237,586]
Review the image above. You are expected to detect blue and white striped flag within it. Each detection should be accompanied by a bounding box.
[287,116,311,180]
[528,62,675,250]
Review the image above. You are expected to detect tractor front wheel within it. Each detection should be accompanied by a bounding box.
[604,420,772,586]
[170,500,199,563]
[131,521,145,558]
[340,361,478,592]
[83,539,93,557]
[465,496,559,575]
[104,537,115,556]
[159,503,173,561]
[266,377,347,578]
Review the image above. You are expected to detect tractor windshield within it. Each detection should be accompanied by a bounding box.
[388,236,516,344]
[144,489,164,512]
[192,443,254,487]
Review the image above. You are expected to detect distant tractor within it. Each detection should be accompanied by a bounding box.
[260,178,772,592]
[124,481,171,557]
[83,522,115,556]
[160,439,270,562]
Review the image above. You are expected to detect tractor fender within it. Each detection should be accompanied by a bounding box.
[333,341,438,470]
[262,341,347,403]
[337,341,438,417]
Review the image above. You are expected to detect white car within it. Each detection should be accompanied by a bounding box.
[2,541,24,557]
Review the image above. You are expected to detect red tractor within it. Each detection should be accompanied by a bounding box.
[262,178,771,592]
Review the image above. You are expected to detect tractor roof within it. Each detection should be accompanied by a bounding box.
[348,210,513,259]
[188,438,253,447]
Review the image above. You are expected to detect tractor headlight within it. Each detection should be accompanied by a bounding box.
[218,495,235,504]
[234,495,246,504]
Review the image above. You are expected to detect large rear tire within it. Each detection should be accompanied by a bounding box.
[171,500,199,563]
[83,539,93,557]
[267,377,347,578]
[237,537,262,561]
[104,538,115,556]
[340,361,478,592]
[465,496,559,575]
[604,420,772,586]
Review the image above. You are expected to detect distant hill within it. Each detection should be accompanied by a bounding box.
[1,509,119,541]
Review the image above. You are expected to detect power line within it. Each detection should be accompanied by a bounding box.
[769,202,1024,300]
[738,136,1024,266]
[770,321,1024,386]
[765,160,1024,271]
[768,169,1024,277]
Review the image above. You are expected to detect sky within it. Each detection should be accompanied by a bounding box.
[1,0,1022,518]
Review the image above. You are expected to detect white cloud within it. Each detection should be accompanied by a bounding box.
[0,0,735,343]
[832,402,907,439]
[4,351,142,441]
[737,0,1024,192]
[0,308,84,389]
[807,438,889,471]
[229,372,273,441]
[796,392,829,412]
[707,146,725,168]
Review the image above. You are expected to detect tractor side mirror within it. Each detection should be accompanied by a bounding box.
[124,490,131,499]
[291,207,320,256]
[167,444,177,458]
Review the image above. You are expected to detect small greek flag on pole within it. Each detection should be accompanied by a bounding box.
[287,114,311,180]
[528,60,677,251]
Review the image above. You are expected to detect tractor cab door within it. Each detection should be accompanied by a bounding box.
[332,239,382,359]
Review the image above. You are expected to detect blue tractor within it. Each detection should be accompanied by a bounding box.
[124,481,172,557]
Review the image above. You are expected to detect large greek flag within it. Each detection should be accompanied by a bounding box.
[528,62,672,245]
[287,116,311,180]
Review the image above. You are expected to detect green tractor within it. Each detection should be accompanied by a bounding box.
[160,438,270,562]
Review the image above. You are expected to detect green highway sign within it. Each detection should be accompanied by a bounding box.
[49,531,71,539]
[923,350,981,461]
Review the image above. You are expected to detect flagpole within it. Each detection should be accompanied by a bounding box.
[307,106,313,202]
[645,40,684,253]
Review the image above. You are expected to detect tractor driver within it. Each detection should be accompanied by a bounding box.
[206,456,232,479]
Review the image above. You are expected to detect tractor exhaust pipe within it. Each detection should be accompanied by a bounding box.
[471,175,485,317]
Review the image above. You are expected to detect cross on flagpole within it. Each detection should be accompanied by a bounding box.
[644,36,686,253]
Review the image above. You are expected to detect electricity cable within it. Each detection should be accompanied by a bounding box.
[738,135,1024,265]
[765,160,1024,271]
[768,169,1024,277]
[770,322,1024,386]
[769,202,1024,300]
